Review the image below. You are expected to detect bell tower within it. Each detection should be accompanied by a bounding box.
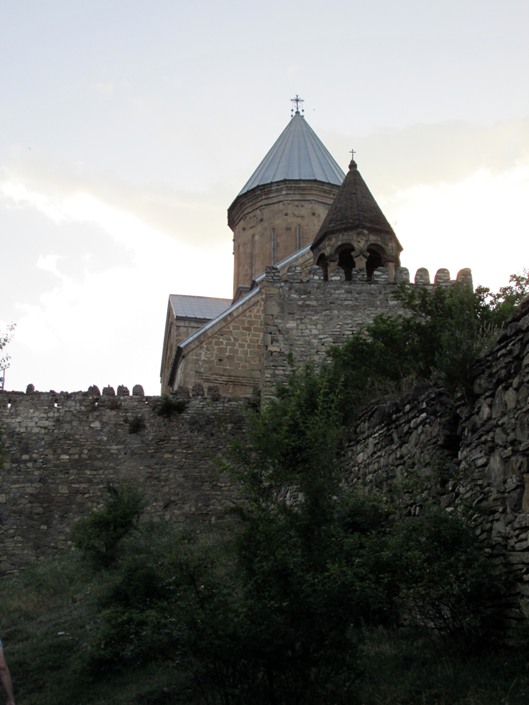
[311,156,402,281]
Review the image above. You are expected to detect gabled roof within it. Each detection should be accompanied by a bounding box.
[169,295,231,320]
[178,246,312,351]
[312,159,398,250]
[237,112,345,197]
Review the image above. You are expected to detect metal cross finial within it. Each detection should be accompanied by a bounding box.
[291,94,304,115]
[350,147,356,161]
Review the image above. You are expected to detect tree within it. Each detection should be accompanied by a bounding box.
[71,485,144,569]
[328,271,529,406]
[389,509,509,649]
[0,323,15,386]
[476,269,529,325]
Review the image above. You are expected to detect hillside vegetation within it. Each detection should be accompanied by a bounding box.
[2,274,529,705]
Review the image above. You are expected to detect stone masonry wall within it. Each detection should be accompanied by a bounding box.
[261,263,471,398]
[1,294,529,617]
[343,299,529,618]
[0,387,247,574]
[229,180,339,299]
[178,293,264,397]
[262,265,403,397]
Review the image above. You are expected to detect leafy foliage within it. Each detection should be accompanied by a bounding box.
[156,394,188,417]
[0,322,15,373]
[388,509,509,647]
[1,491,520,705]
[71,484,144,569]
[249,273,529,476]
[127,414,146,433]
[476,269,529,324]
[3,273,529,704]
[330,275,526,408]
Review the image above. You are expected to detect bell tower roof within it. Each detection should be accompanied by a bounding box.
[236,103,345,197]
[312,157,401,251]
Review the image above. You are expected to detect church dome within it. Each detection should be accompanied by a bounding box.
[236,111,344,197]
[228,100,345,301]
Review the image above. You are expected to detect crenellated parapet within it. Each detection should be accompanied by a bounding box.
[0,387,246,574]
[2,303,529,621]
[261,264,473,398]
[276,263,473,289]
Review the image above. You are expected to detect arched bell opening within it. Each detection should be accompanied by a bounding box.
[336,245,355,282]
[366,245,385,280]
[316,253,329,281]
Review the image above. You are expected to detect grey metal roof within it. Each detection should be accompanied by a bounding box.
[238,112,345,196]
[169,294,231,320]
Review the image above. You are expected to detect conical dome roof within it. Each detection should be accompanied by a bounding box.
[312,159,399,249]
[237,112,344,196]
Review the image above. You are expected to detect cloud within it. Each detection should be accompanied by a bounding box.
[387,164,529,291]
[326,117,529,194]
[0,156,233,394]
[92,81,116,96]
[1,153,235,250]
[37,254,68,280]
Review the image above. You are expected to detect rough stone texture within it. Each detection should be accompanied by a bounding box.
[261,265,474,398]
[0,390,246,574]
[177,293,264,397]
[344,301,529,619]
[228,180,340,301]
[2,300,529,618]
[262,267,403,397]
[160,309,214,395]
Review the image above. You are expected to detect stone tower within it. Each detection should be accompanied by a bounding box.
[228,101,344,301]
[311,157,402,281]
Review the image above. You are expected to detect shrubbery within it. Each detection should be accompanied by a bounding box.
[71,484,144,569]
[4,273,528,705]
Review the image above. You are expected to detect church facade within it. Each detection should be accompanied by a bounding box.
[160,102,471,398]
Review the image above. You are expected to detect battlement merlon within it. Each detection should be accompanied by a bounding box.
[264,264,473,289]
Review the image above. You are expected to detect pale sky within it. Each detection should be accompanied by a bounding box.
[1,0,528,395]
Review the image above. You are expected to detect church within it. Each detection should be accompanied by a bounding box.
[160,98,470,398]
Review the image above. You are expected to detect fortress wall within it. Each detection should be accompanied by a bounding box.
[343,299,529,618]
[262,264,472,398]
[1,293,529,617]
[0,389,247,574]
[262,265,404,397]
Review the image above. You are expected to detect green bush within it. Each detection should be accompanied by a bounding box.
[127,415,146,433]
[156,395,187,417]
[71,485,144,570]
[389,509,509,649]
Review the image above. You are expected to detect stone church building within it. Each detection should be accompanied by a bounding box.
[160,100,470,398]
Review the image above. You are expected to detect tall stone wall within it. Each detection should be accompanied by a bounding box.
[0,387,247,574]
[1,295,529,617]
[261,263,471,398]
[262,265,403,397]
[343,298,529,618]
